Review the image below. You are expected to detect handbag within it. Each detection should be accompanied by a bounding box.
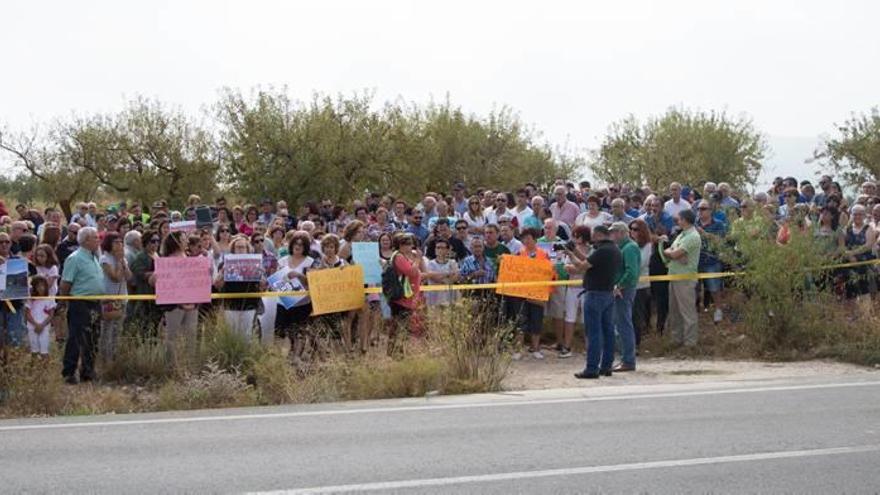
[102,282,125,321]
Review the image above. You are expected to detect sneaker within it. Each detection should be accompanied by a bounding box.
[531,350,545,360]
[554,343,564,352]
[511,352,523,361]
[713,308,723,324]
[558,347,573,359]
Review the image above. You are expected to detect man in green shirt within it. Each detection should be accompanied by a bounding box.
[482,224,510,273]
[662,209,702,346]
[610,222,641,371]
[60,227,105,384]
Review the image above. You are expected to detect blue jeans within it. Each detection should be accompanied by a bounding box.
[614,287,637,368]
[583,290,615,374]
[0,309,25,348]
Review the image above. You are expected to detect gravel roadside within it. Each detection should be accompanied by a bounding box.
[504,355,878,391]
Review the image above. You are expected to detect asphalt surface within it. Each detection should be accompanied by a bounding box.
[2,375,880,494]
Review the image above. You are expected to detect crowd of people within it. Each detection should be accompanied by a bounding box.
[0,173,878,383]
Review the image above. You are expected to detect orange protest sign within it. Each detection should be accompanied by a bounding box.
[495,254,555,302]
[307,264,365,316]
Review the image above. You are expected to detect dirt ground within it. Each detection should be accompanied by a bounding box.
[503,354,878,391]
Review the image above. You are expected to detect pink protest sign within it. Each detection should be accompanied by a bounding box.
[155,256,212,305]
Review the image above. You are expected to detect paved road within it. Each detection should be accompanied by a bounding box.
[2,375,880,494]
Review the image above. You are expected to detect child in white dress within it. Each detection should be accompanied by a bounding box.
[24,276,56,357]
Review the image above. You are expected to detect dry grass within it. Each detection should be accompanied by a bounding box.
[0,296,512,418]
[156,362,257,411]
[8,290,873,419]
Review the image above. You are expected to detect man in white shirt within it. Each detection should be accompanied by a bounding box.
[499,223,523,254]
[663,182,691,219]
[484,193,511,225]
[512,188,535,228]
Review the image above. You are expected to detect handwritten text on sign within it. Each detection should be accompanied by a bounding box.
[155,256,212,305]
[495,254,554,302]
[307,265,365,316]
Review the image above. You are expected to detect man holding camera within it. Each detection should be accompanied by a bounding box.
[569,225,621,379]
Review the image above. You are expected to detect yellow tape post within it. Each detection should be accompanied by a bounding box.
[15,259,880,302]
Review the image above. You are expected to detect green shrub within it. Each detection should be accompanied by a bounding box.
[199,316,263,374]
[342,355,446,400]
[427,299,511,393]
[725,216,831,351]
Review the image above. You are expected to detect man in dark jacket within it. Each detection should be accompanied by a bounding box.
[571,225,621,379]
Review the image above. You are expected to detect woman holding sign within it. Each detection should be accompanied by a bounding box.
[275,232,317,365]
[159,231,200,357]
[312,234,351,350]
[506,228,552,361]
[214,235,266,342]
[339,221,377,354]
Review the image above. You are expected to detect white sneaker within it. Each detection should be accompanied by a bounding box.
[531,350,545,360]
[511,352,523,361]
[713,308,723,324]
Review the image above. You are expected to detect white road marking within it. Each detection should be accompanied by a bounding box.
[1,380,878,432]
[247,444,880,494]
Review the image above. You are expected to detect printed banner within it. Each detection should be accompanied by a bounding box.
[351,242,381,284]
[223,254,264,282]
[170,220,197,234]
[307,264,365,315]
[495,254,554,302]
[0,258,29,300]
[267,266,306,310]
[155,256,212,305]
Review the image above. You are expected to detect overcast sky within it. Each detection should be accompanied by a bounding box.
[2,0,878,187]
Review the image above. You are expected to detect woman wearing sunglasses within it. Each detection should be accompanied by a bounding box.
[130,229,163,336]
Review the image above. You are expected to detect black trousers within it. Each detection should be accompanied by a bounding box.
[650,280,669,334]
[62,301,101,379]
[633,287,652,346]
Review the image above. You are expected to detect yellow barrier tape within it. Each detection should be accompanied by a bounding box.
[16,259,880,302]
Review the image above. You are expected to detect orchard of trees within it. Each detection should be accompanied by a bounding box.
[1,88,879,213]
[0,90,581,215]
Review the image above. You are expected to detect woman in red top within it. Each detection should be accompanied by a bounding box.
[387,233,423,354]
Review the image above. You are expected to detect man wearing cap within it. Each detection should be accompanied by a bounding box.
[662,209,702,346]
[610,221,640,371]
[570,225,621,379]
[151,200,169,216]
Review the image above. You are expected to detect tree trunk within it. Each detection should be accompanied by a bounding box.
[59,199,72,222]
